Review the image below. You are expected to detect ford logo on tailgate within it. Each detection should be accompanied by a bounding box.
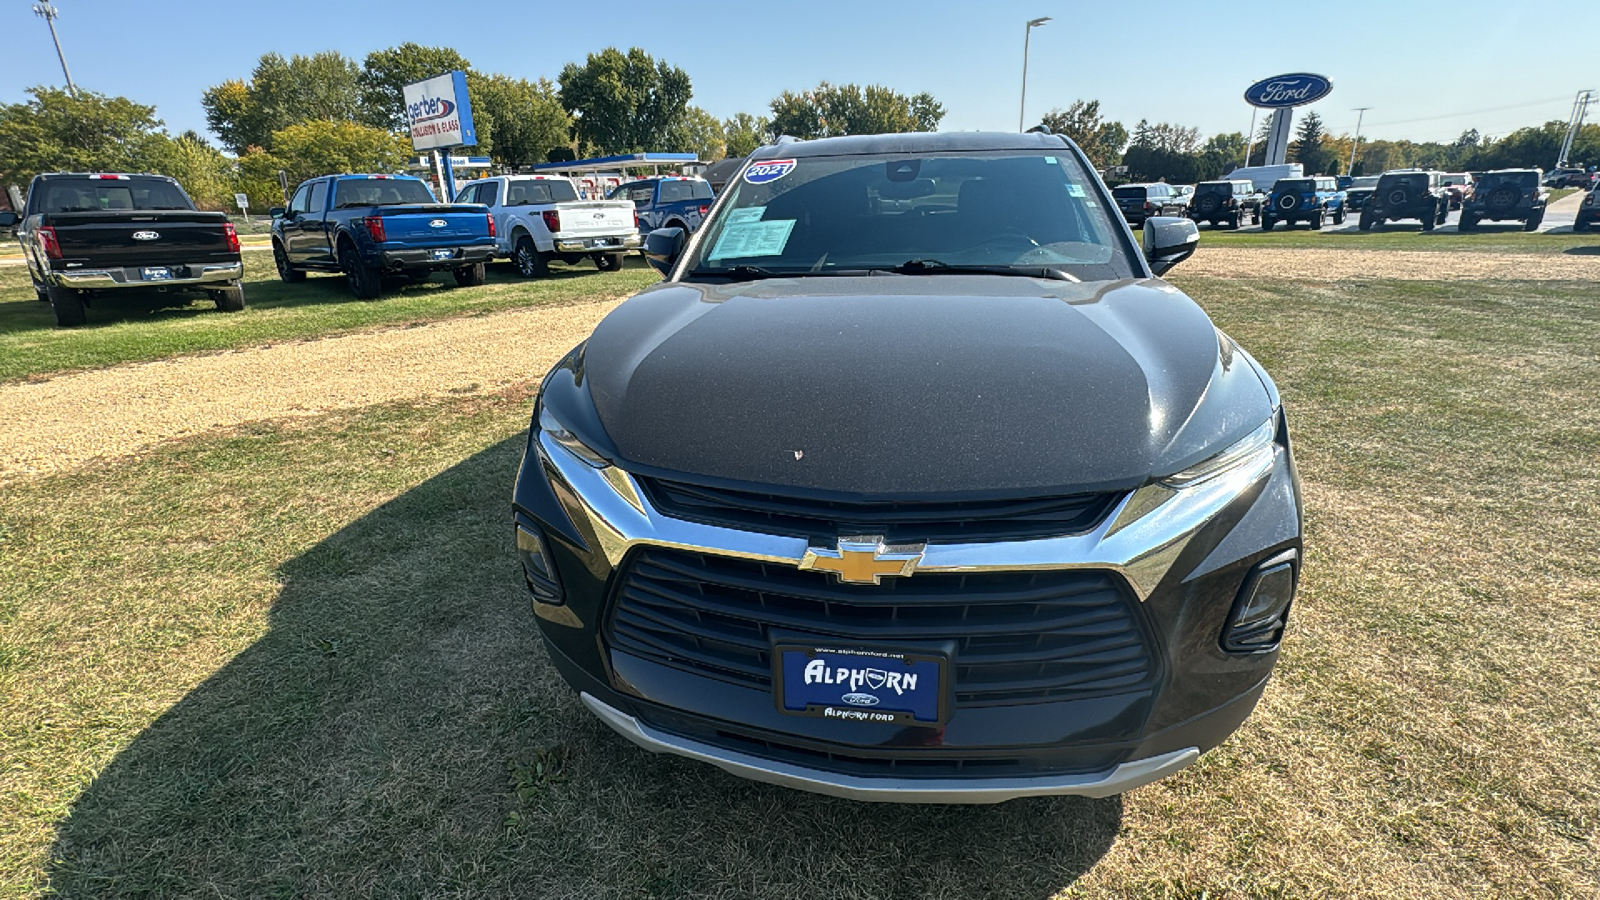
[429,219,448,228]
[131,231,159,241]
[1244,73,1333,109]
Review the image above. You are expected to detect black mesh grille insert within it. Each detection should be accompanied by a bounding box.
[605,547,1157,706]
[636,477,1119,543]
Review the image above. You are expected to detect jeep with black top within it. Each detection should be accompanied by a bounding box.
[1360,170,1449,232]
[1260,176,1345,230]
[1458,169,1546,232]
[1186,180,1262,229]
[3,172,244,326]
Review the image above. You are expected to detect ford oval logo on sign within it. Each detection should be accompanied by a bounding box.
[131,231,159,241]
[1244,73,1333,109]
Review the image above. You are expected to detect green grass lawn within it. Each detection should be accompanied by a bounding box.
[1192,225,1597,253]
[0,254,658,382]
[2,274,1597,897]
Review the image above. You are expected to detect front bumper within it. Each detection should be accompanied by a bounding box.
[47,261,242,289]
[377,244,495,271]
[554,233,642,253]
[516,404,1303,800]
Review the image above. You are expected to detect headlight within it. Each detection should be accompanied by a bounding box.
[1160,417,1277,489]
[539,404,609,468]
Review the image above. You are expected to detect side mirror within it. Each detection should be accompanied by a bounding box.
[269,207,287,219]
[644,226,686,276]
[1142,216,1199,276]
[0,211,18,228]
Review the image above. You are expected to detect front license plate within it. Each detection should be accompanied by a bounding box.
[141,267,171,281]
[431,249,454,260]
[774,644,949,725]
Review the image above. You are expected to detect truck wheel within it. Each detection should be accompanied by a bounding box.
[1359,210,1374,231]
[1524,211,1544,232]
[514,235,548,277]
[1459,213,1477,232]
[47,283,86,327]
[453,262,487,286]
[1334,206,1346,225]
[595,252,624,272]
[1436,202,1447,226]
[1575,215,1592,233]
[1260,216,1275,231]
[339,241,382,299]
[1311,210,1324,230]
[1421,210,1435,232]
[273,241,305,283]
[212,283,246,312]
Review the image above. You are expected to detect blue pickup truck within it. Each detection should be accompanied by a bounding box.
[270,174,496,298]
[606,176,715,236]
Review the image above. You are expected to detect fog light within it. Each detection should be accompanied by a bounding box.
[516,523,564,604]
[1223,550,1297,652]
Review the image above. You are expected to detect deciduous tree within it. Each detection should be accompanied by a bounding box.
[267,120,412,187]
[768,82,944,139]
[558,48,691,154]
[669,106,725,162]
[1039,100,1127,168]
[359,43,474,132]
[0,86,168,186]
[202,52,363,154]
[467,73,571,168]
[722,113,771,158]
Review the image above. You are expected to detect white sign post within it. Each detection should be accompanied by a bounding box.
[403,71,477,203]
[234,192,250,230]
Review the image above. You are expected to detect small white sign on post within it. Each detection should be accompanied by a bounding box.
[234,193,249,212]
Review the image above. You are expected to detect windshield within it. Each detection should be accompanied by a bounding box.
[1195,182,1232,195]
[1350,177,1380,189]
[39,178,193,213]
[1275,179,1316,193]
[682,151,1138,282]
[508,179,579,204]
[1481,172,1536,189]
[333,178,436,208]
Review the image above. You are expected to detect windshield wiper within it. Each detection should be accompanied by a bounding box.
[688,265,785,281]
[891,259,1079,281]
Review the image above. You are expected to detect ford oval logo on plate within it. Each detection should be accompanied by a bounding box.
[841,692,880,707]
[131,231,159,241]
[1244,73,1333,109]
[429,219,448,228]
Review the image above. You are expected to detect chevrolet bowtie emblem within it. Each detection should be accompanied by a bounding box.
[798,535,925,585]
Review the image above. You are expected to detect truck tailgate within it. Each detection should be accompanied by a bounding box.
[377,205,493,244]
[47,211,235,267]
[555,202,635,235]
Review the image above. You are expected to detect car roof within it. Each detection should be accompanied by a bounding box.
[748,130,1071,160]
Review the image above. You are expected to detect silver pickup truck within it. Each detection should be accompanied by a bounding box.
[456,175,640,277]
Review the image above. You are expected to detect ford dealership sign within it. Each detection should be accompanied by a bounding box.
[403,70,477,151]
[1244,73,1333,109]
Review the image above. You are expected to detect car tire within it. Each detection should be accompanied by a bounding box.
[1524,211,1544,232]
[1459,213,1478,231]
[1261,216,1275,231]
[1226,214,1240,230]
[339,240,382,299]
[211,282,246,311]
[1436,202,1448,226]
[1358,210,1373,231]
[46,283,86,327]
[1575,215,1592,233]
[453,261,487,286]
[514,235,549,278]
[1334,206,1346,225]
[273,241,305,283]
[1311,210,1324,230]
[1421,210,1435,232]
[595,252,624,272]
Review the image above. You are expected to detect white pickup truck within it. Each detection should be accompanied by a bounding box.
[455,175,640,277]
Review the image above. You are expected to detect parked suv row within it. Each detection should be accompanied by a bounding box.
[1112,183,1187,226]
[1360,171,1450,232]
[1186,180,1263,229]
[1261,176,1346,230]
[1459,170,1546,232]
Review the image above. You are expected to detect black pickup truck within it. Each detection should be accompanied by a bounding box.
[2,173,244,326]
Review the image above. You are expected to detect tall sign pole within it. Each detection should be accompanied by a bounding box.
[32,3,77,97]
[1018,17,1050,132]
[1347,107,1371,176]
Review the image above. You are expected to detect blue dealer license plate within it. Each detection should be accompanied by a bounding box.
[431,249,454,260]
[141,267,171,281]
[775,645,948,725]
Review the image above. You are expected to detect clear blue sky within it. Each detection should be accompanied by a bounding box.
[3,0,1592,148]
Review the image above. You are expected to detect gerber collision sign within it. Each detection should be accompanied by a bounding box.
[1243,73,1333,109]
[404,70,477,151]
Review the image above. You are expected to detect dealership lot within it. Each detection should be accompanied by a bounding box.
[2,233,1597,897]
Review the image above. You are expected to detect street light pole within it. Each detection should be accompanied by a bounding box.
[1018,16,1050,132]
[33,3,77,97]
[1347,107,1371,176]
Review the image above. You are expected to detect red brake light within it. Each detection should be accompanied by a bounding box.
[486,212,496,238]
[1144,201,1153,211]
[92,174,129,180]
[633,209,639,229]
[699,204,709,215]
[38,226,62,259]
[363,216,386,243]
[542,210,561,233]
[222,221,240,253]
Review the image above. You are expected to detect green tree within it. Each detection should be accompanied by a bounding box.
[267,119,412,187]
[1039,100,1127,168]
[1290,111,1333,175]
[669,106,725,161]
[202,52,363,154]
[768,82,944,139]
[722,113,771,158]
[359,43,474,132]
[236,147,289,209]
[1197,132,1248,180]
[558,48,692,153]
[0,86,169,186]
[466,73,571,168]
[148,131,236,211]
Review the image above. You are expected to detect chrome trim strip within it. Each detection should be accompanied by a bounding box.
[53,262,243,288]
[536,429,1279,601]
[581,692,1199,803]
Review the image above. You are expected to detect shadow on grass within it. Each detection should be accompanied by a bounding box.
[1563,244,1600,255]
[48,436,1118,898]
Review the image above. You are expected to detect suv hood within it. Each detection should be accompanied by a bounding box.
[561,277,1274,497]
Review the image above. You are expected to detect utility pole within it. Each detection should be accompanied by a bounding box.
[1557,90,1595,169]
[32,3,77,97]
[1347,107,1371,176]
[1018,17,1050,132]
